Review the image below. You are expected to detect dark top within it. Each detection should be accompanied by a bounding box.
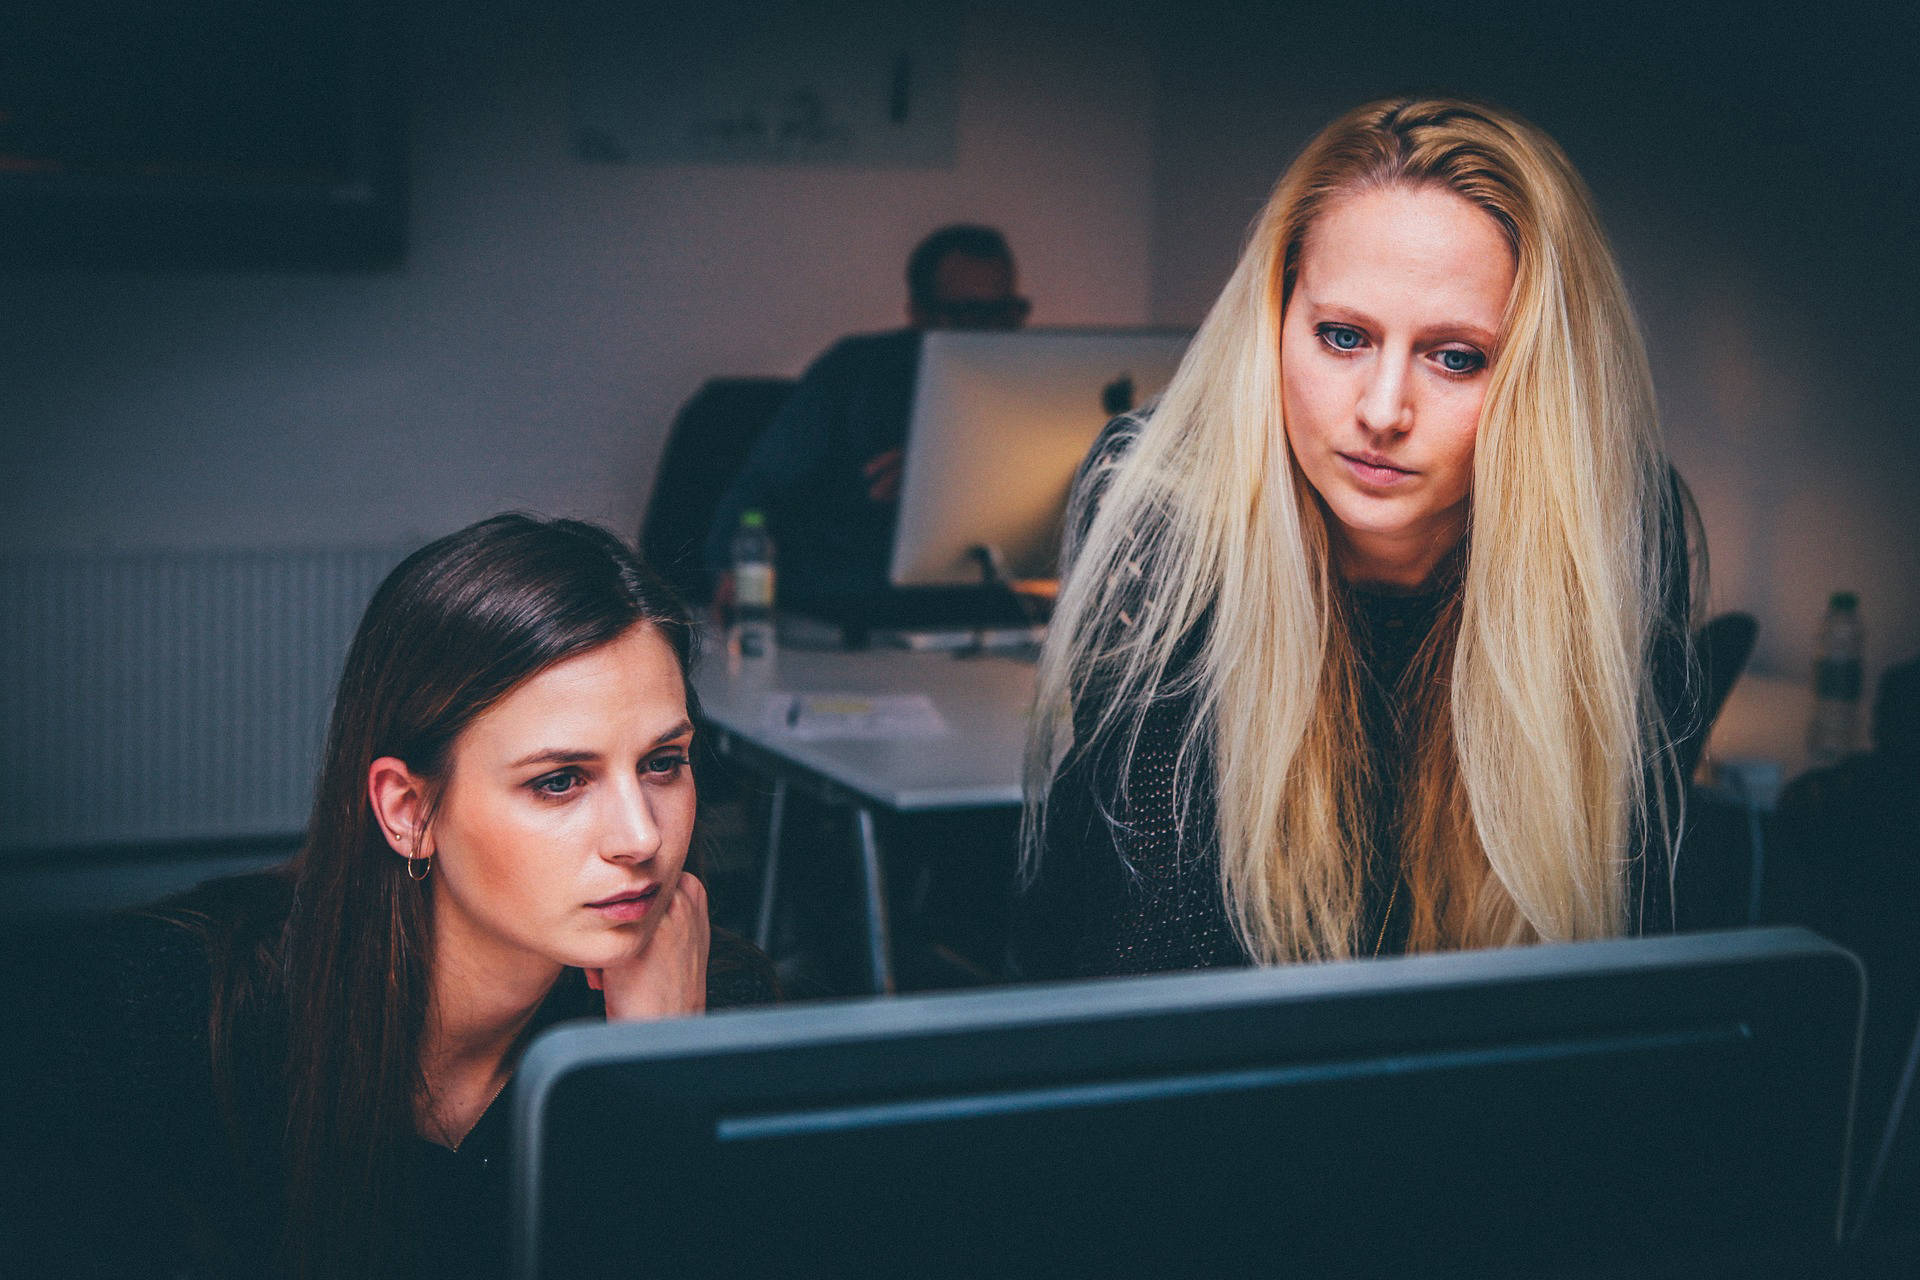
[1015,414,1717,981]
[702,328,922,605]
[20,872,776,1280]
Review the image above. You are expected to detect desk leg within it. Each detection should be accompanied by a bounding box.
[854,806,896,995]
[754,777,788,954]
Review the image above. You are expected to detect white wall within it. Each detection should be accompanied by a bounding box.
[5,0,1914,734]
[0,1,1156,555]
[1143,5,1920,715]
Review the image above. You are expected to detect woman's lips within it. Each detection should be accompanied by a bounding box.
[587,885,660,923]
[1339,452,1417,487]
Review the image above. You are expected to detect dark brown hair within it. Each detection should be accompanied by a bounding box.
[906,222,1014,308]
[206,514,695,1277]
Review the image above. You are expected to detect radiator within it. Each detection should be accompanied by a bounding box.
[0,544,415,853]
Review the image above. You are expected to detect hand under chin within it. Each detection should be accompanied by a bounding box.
[584,872,711,1020]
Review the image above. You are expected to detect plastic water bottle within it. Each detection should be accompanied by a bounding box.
[728,510,777,665]
[1807,591,1863,766]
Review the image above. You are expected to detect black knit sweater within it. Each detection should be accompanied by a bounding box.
[1014,416,1717,981]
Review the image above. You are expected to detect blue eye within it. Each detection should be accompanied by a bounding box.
[531,770,584,797]
[1436,348,1485,375]
[645,752,690,778]
[1317,324,1364,352]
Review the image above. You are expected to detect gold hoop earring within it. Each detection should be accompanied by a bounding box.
[407,853,432,882]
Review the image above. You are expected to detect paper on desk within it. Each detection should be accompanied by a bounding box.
[763,692,948,740]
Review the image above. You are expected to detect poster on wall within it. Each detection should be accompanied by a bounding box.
[568,0,959,168]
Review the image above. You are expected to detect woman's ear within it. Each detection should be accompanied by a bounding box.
[368,756,435,860]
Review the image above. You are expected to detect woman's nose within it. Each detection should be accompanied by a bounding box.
[1356,355,1413,435]
[602,778,662,864]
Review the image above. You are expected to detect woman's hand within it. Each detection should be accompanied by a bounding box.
[585,871,710,1020]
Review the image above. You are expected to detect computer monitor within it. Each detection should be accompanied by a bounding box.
[888,328,1191,588]
[512,928,1861,1279]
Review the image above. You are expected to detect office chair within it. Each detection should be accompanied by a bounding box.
[1682,610,1759,781]
[639,376,797,605]
[1670,613,1762,929]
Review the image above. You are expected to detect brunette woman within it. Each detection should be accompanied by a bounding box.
[39,514,772,1279]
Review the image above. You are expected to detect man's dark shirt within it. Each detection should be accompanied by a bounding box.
[703,329,921,606]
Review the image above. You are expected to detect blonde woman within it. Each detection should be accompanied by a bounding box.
[1019,97,1714,979]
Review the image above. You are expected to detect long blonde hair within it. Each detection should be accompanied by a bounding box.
[1024,98,1689,963]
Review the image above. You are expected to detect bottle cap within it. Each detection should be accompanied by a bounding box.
[741,510,766,529]
[1830,591,1858,611]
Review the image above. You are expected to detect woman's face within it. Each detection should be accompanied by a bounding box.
[1280,183,1515,588]
[424,623,696,982]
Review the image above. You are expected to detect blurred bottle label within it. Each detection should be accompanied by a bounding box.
[736,563,775,610]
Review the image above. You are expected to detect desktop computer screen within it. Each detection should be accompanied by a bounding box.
[512,928,1860,1279]
[888,328,1191,589]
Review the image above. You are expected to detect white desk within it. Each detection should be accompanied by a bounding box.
[692,646,1035,993]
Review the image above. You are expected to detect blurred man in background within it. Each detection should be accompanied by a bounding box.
[704,223,1029,607]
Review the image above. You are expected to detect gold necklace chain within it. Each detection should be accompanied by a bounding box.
[429,1068,512,1152]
